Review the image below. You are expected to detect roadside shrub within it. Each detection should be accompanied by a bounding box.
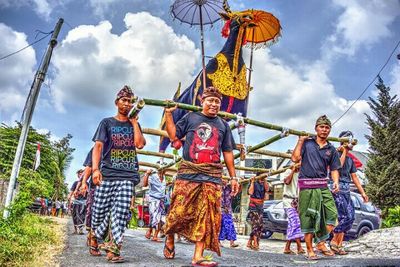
[0,203,57,266]
[382,206,400,228]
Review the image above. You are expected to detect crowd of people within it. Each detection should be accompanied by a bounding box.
[37,196,67,217]
[66,85,368,266]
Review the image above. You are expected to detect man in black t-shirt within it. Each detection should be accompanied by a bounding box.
[89,86,146,262]
[163,86,239,266]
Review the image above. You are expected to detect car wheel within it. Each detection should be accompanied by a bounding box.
[138,219,145,228]
[357,225,371,238]
[261,230,273,239]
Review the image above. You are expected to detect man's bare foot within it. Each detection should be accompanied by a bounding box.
[297,248,306,254]
[145,229,151,239]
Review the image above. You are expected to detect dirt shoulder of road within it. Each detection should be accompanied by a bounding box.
[30,216,68,267]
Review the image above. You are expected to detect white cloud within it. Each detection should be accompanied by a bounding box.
[246,49,370,149]
[389,60,400,96]
[0,0,53,20]
[89,0,119,17]
[51,12,200,112]
[0,23,36,123]
[33,0,51,19]
[323,0,400,60]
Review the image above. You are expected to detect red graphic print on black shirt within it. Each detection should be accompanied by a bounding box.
[189,122,220,163]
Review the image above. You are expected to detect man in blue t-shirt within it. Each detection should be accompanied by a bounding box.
[330,131,369,255]
[292,115,340,260]
[90,85,146,263]
[162,86,239,267]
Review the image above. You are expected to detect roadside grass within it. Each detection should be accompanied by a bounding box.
[0,213,66,267]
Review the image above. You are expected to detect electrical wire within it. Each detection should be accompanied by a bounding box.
[0,31,53,61]
[332,39,400,125]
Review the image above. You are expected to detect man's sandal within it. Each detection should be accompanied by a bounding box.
[89,246,102,256]
[191,259,219,267]
[163,238,175,259]
[331,244,348,255]
[106,251,125,263]
[283,250,296,255]
[305,254,319,261]
[316,248,335,256]
[88,232,101,256]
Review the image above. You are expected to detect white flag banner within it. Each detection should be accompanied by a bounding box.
[34,143,41,171]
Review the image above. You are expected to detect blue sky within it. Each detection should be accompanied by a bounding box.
[1,0,399,187]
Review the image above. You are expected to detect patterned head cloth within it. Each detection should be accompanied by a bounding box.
[315,115,331,128]
[201,86,222,100]
[116,85,134,101]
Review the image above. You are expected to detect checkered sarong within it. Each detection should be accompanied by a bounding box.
[91,180,134,245]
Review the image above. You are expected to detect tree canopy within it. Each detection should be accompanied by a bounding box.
[0,123,74,201]
[365,76,400,215]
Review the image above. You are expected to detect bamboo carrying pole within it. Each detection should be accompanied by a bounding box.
[251,149,291,159]
[142,98,358,144]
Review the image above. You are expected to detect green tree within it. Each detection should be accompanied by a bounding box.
[365,76,400,216]
[0,124,74,202]
[52,134,75,200]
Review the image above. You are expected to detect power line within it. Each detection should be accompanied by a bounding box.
[332,39,400,125]
[0,31,53,61]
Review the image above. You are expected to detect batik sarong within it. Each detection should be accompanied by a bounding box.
[333,191,355,233]
[299,187,338,243]
[72,199,86,229]
[164,179,222,256]
[248,201,264,240]
[85,187,96,230]
[219,213,237,241]
[284,207,304,240]
[149,197,166,228]
[91,180,134,245]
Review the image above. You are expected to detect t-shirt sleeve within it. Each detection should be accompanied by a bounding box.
[349,157,357,174]
[175,113,190,139]
[83,149,93,167]
[70,181,77,191]
[280,169,292,183]
[92,119,108,143]
[221,121,236,152]
[149,173,156,185]
[329,148,341,171]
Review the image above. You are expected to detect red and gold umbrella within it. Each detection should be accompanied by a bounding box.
[244,10,282,90]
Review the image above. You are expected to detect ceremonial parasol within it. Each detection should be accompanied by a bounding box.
[170,0,227,90]
[244,9,281,90]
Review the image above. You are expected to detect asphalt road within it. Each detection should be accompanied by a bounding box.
[59,220,400,267]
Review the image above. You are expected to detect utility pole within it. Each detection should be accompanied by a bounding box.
[3,18,64,218]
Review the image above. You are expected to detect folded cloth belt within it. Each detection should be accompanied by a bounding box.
[177,160,223,178]
[250,197,264,205]
[298,178,328,190]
